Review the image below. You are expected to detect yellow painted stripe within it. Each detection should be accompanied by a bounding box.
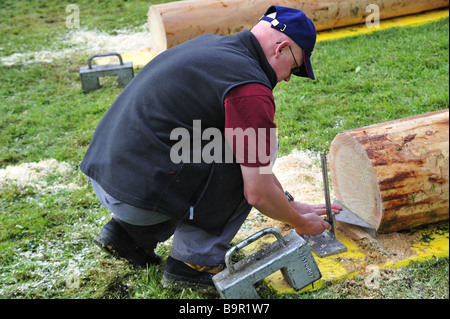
[120,48,154,67]
[267,223,449,294]
[317,8,449,42]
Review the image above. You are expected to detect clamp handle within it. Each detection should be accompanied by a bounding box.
[88,52,123,69]
[225,227,286,274]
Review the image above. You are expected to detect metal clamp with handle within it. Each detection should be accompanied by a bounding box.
[79,52,134,93]
[88,52,124,69]
[213,227,322,298]
[225,227,286,274]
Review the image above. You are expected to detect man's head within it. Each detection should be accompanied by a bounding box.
[251,6,317,82]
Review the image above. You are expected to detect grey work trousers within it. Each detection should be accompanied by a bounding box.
[90,178,251,266]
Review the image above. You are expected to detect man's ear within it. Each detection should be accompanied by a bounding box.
[275,41,289,59]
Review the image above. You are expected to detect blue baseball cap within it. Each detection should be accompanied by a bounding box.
[260,6,317,80]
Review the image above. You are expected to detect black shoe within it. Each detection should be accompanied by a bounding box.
[94,218,162,268]
[161,256,223,290]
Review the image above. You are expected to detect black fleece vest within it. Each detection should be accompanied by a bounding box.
[80,30,277,234]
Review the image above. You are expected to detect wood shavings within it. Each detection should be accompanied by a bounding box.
[0,159,79,192]
[1,24,152,66]
[272,149,328,205]
[358,231,419,265]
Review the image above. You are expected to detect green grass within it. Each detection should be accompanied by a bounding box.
[0,0,448,299]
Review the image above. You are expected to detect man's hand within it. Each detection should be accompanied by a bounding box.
[289,202,342,236]
[295,213,331,237]
[290,202,342,216]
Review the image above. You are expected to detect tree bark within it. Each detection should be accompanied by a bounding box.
[147,0,449,52]
[329,109,449,233]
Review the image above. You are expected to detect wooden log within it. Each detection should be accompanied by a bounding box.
[147,0,449,52]
[329,109,449,233]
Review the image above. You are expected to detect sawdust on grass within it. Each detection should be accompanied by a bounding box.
[1,24,153,67]
[0,159,79,192]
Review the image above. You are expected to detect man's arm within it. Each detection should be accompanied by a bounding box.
[240,165,331,236]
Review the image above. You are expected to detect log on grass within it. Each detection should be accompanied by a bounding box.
[148,0,449,52]
[329,109,449,234]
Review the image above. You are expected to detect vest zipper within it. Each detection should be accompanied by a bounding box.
[187,164,215,221]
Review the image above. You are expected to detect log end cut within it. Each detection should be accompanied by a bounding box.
[329,132,384,230]
[148,5,168,52]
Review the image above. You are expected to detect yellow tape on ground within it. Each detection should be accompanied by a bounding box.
[317,8,449,42]
[119,48,154,67]
[266,223,449,295]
